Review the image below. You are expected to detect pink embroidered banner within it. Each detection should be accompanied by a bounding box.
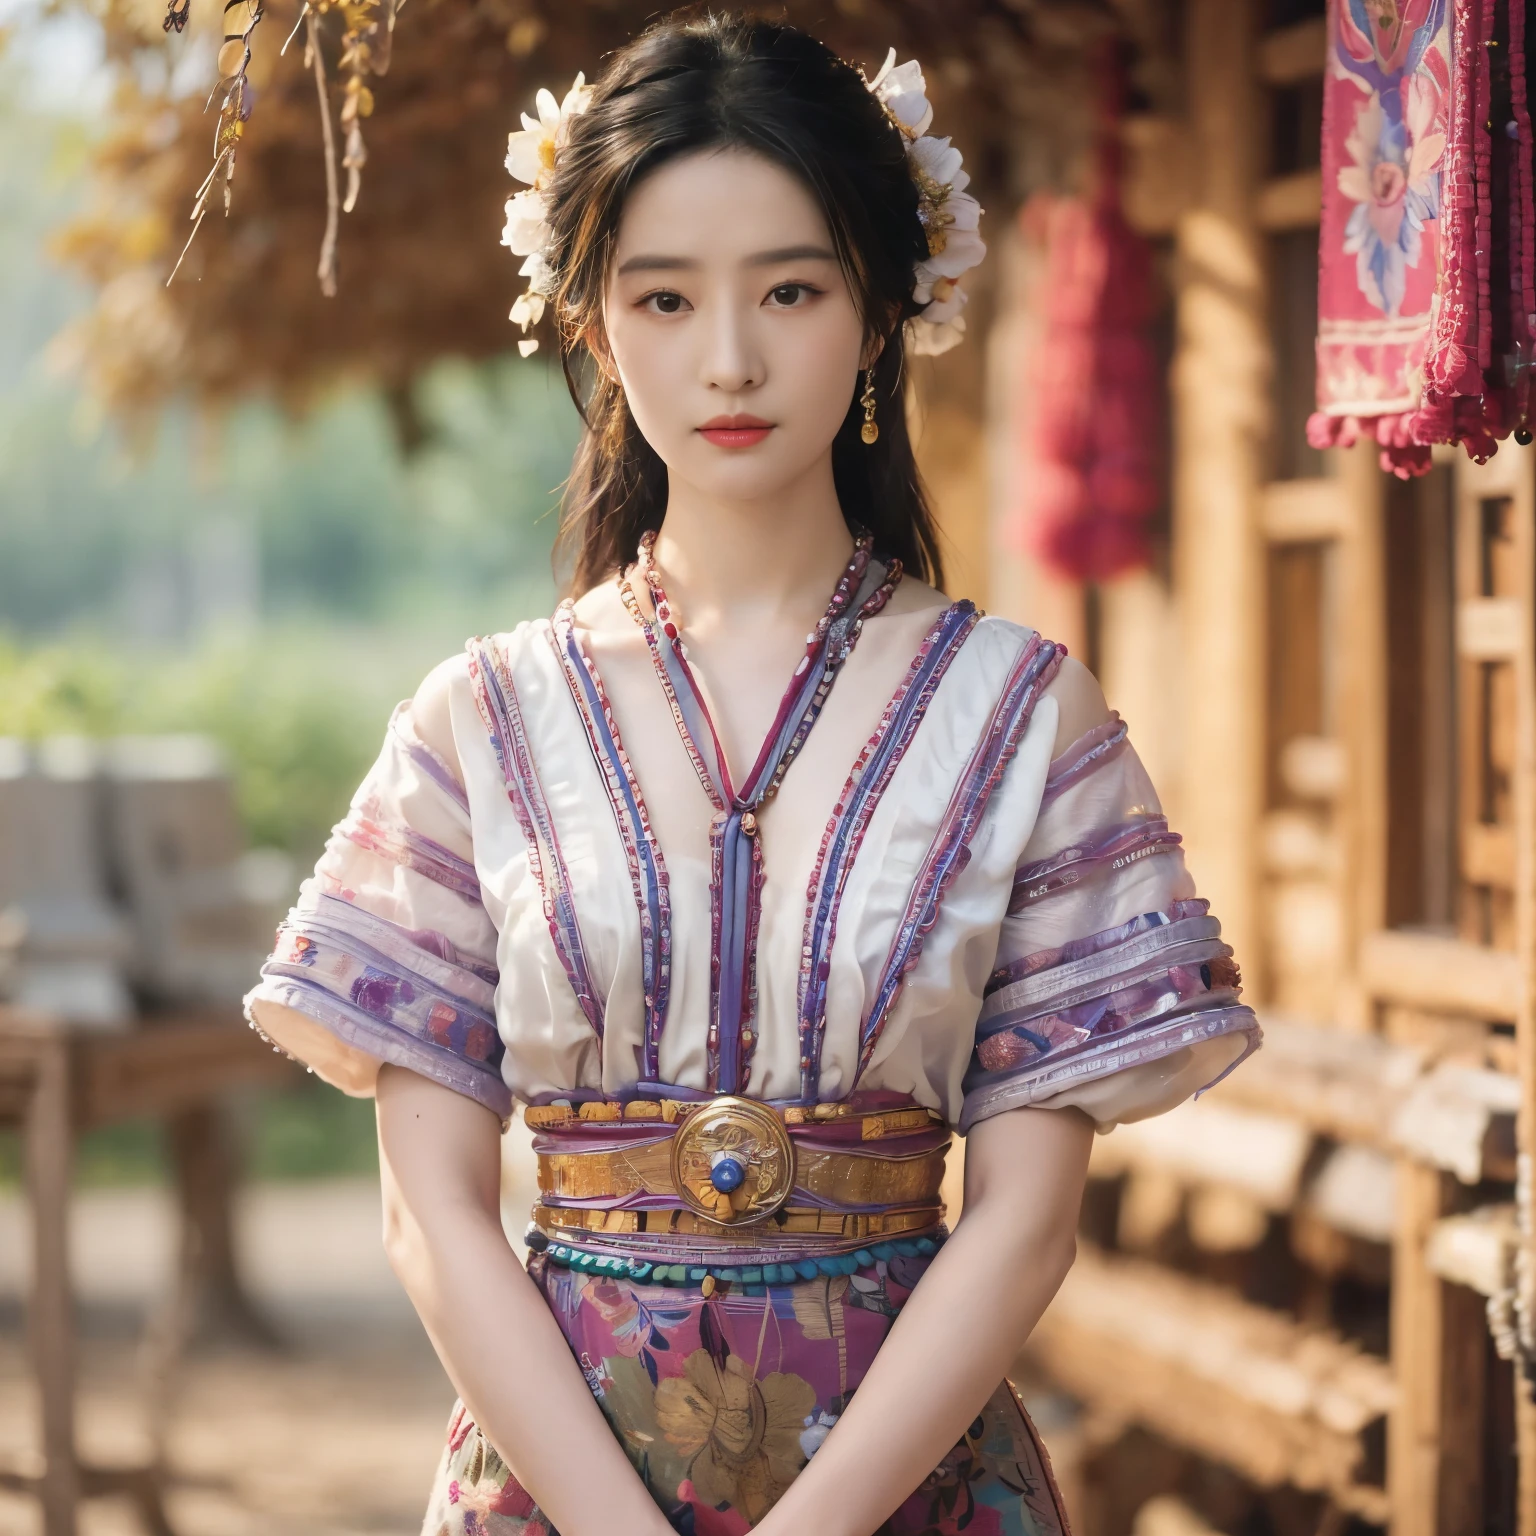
[1309,0,1534,477]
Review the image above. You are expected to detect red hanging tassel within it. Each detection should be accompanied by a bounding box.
[1012,57,1162,583]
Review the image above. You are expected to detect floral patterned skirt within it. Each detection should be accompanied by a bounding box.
[421,1251,1071,1536]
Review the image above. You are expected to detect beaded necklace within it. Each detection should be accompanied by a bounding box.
[618,528,902,1093]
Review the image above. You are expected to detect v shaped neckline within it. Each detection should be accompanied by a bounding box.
[617,528,902,813]
[550,585,978,1094]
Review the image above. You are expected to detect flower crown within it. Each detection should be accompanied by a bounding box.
[500,48,985,358]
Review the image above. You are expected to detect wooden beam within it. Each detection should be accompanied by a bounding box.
[1120,115,1193,238]
[74,1013,296,1129]
[1458,443,1536,1535]
[1087,1096,1313,1210]
[1029,1245,1393,1519]
[1462,823,1518,890]
[1337,441,1391,956]
[1214,1014,1423,1149]
[1260,477,1348,543]
[1173,0,1269,997]
[1457,597,1527,661]
[1426,1203,1518,1297]
[1257,170,1323,231]
[1389,1161,1488,1535]
[24,1034,78,1536]
[1258,18,1329,84]
[1359,929,1523,1022]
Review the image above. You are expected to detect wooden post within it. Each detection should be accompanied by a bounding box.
[1389,1160,1487,1536]
[1171,0,1270,991]
[25,1035,78,1536]
[1459,443,1536,1536]
[1336,439,1389,1018]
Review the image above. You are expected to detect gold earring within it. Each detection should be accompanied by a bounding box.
[860,369,879,444]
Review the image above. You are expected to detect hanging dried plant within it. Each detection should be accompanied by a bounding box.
[165,0,265,283]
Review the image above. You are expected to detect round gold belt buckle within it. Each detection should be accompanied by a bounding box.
[670,1096,795,1225]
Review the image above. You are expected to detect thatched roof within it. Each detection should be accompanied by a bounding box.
[53,0,1172,414]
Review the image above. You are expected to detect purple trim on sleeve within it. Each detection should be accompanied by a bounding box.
[985,899,1210,994]
[1040,715,1129,804]
[246,890,509,1117]
[1007,815,1183,912]
[960,896,1260,1134]
[245,976,512,1120]
[389,703,472,814]
[982,912,1226,1020]
[855,632,1067,1084]
[467,634,604,1040]
[957,1004,1261,1135]
[974,955,1240,1072]
[336,806,482,903]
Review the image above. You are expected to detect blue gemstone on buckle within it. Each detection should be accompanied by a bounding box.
[709,1152,747,1193]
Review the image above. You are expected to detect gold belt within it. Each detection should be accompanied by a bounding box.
[532,1094,950,1228]
[525,1098,941,1137]
[531,1203,941,1242]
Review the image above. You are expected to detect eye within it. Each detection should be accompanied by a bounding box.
[766,283,821,308]
[640,290,690,315]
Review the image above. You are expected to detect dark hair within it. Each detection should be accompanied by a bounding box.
[541,10,946,593]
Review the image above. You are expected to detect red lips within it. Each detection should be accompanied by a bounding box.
[698,414,773,448]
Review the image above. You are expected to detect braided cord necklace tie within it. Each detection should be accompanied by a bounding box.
[619,529,903,1091]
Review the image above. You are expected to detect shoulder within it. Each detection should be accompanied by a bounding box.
[406,618,554,778]
[973,616,1110,756]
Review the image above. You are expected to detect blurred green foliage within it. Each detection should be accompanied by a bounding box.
[0,1080,379,1186]
[0,39,581,1182]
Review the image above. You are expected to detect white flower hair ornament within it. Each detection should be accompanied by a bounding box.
[501,73,593,356]
[864,49,986,357]
[500,50,984,359]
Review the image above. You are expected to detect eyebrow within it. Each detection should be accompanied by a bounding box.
[615,243,839,275]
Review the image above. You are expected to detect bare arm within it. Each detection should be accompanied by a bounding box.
[374,1064,675,1536]
[754,1103,1095,1536]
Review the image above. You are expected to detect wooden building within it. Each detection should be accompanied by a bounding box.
[60,0,1536,1529]
[964,2,1536,1533]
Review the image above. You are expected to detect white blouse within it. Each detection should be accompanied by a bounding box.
[247,586,1258,1134]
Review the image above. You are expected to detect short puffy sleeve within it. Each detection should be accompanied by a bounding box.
[243,689,509,1120]
[959,715,1260,1134]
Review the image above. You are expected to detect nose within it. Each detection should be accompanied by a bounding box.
[698,291,764,395]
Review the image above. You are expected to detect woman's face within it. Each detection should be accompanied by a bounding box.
[602,147,870,506]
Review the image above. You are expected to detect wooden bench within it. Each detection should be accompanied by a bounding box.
[0,1007,296,1536]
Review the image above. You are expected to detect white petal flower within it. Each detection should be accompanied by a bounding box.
[945,190,982,232]
[533,87,562,132]
[868,49,925,101]
[908,312,966,356]
[505,73,590,190]
[867,50,934,137]
[509,289,546,330]
[918,278,966,324]
[503,73,592,343]
[556,74,592,135]
[910,135,963,187]
[501,189,550,255]
[504,126,546,186]
[885,90,933,137]
[922,226,986,280]
[519,250,556,296]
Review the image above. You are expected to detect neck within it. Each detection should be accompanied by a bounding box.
[650,455,854,629]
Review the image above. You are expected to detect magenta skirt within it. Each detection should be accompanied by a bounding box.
[421,1251,1071,1536]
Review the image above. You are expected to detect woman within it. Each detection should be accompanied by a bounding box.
[246,15,1260,1536]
